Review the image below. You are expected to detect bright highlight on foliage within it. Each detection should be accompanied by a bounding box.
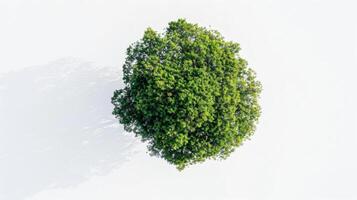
[112,19,261,170]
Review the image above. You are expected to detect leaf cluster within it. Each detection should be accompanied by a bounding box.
[112,19,261,170]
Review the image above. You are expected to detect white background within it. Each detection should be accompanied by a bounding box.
[0,0,356,199]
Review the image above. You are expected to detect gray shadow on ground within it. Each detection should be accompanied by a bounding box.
[0,58,136,200]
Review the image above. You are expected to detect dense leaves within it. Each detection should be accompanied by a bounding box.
[112,19,261,170]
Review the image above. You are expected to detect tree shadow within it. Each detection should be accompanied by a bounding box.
[0,58,136,200]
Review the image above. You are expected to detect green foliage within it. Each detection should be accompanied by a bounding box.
[112,19,261,170]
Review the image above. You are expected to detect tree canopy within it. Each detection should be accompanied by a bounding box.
[112,19,261,170]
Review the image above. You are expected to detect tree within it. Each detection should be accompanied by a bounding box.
[112,19,261,170]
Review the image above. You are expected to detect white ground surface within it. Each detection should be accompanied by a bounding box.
[0,0,356,199]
